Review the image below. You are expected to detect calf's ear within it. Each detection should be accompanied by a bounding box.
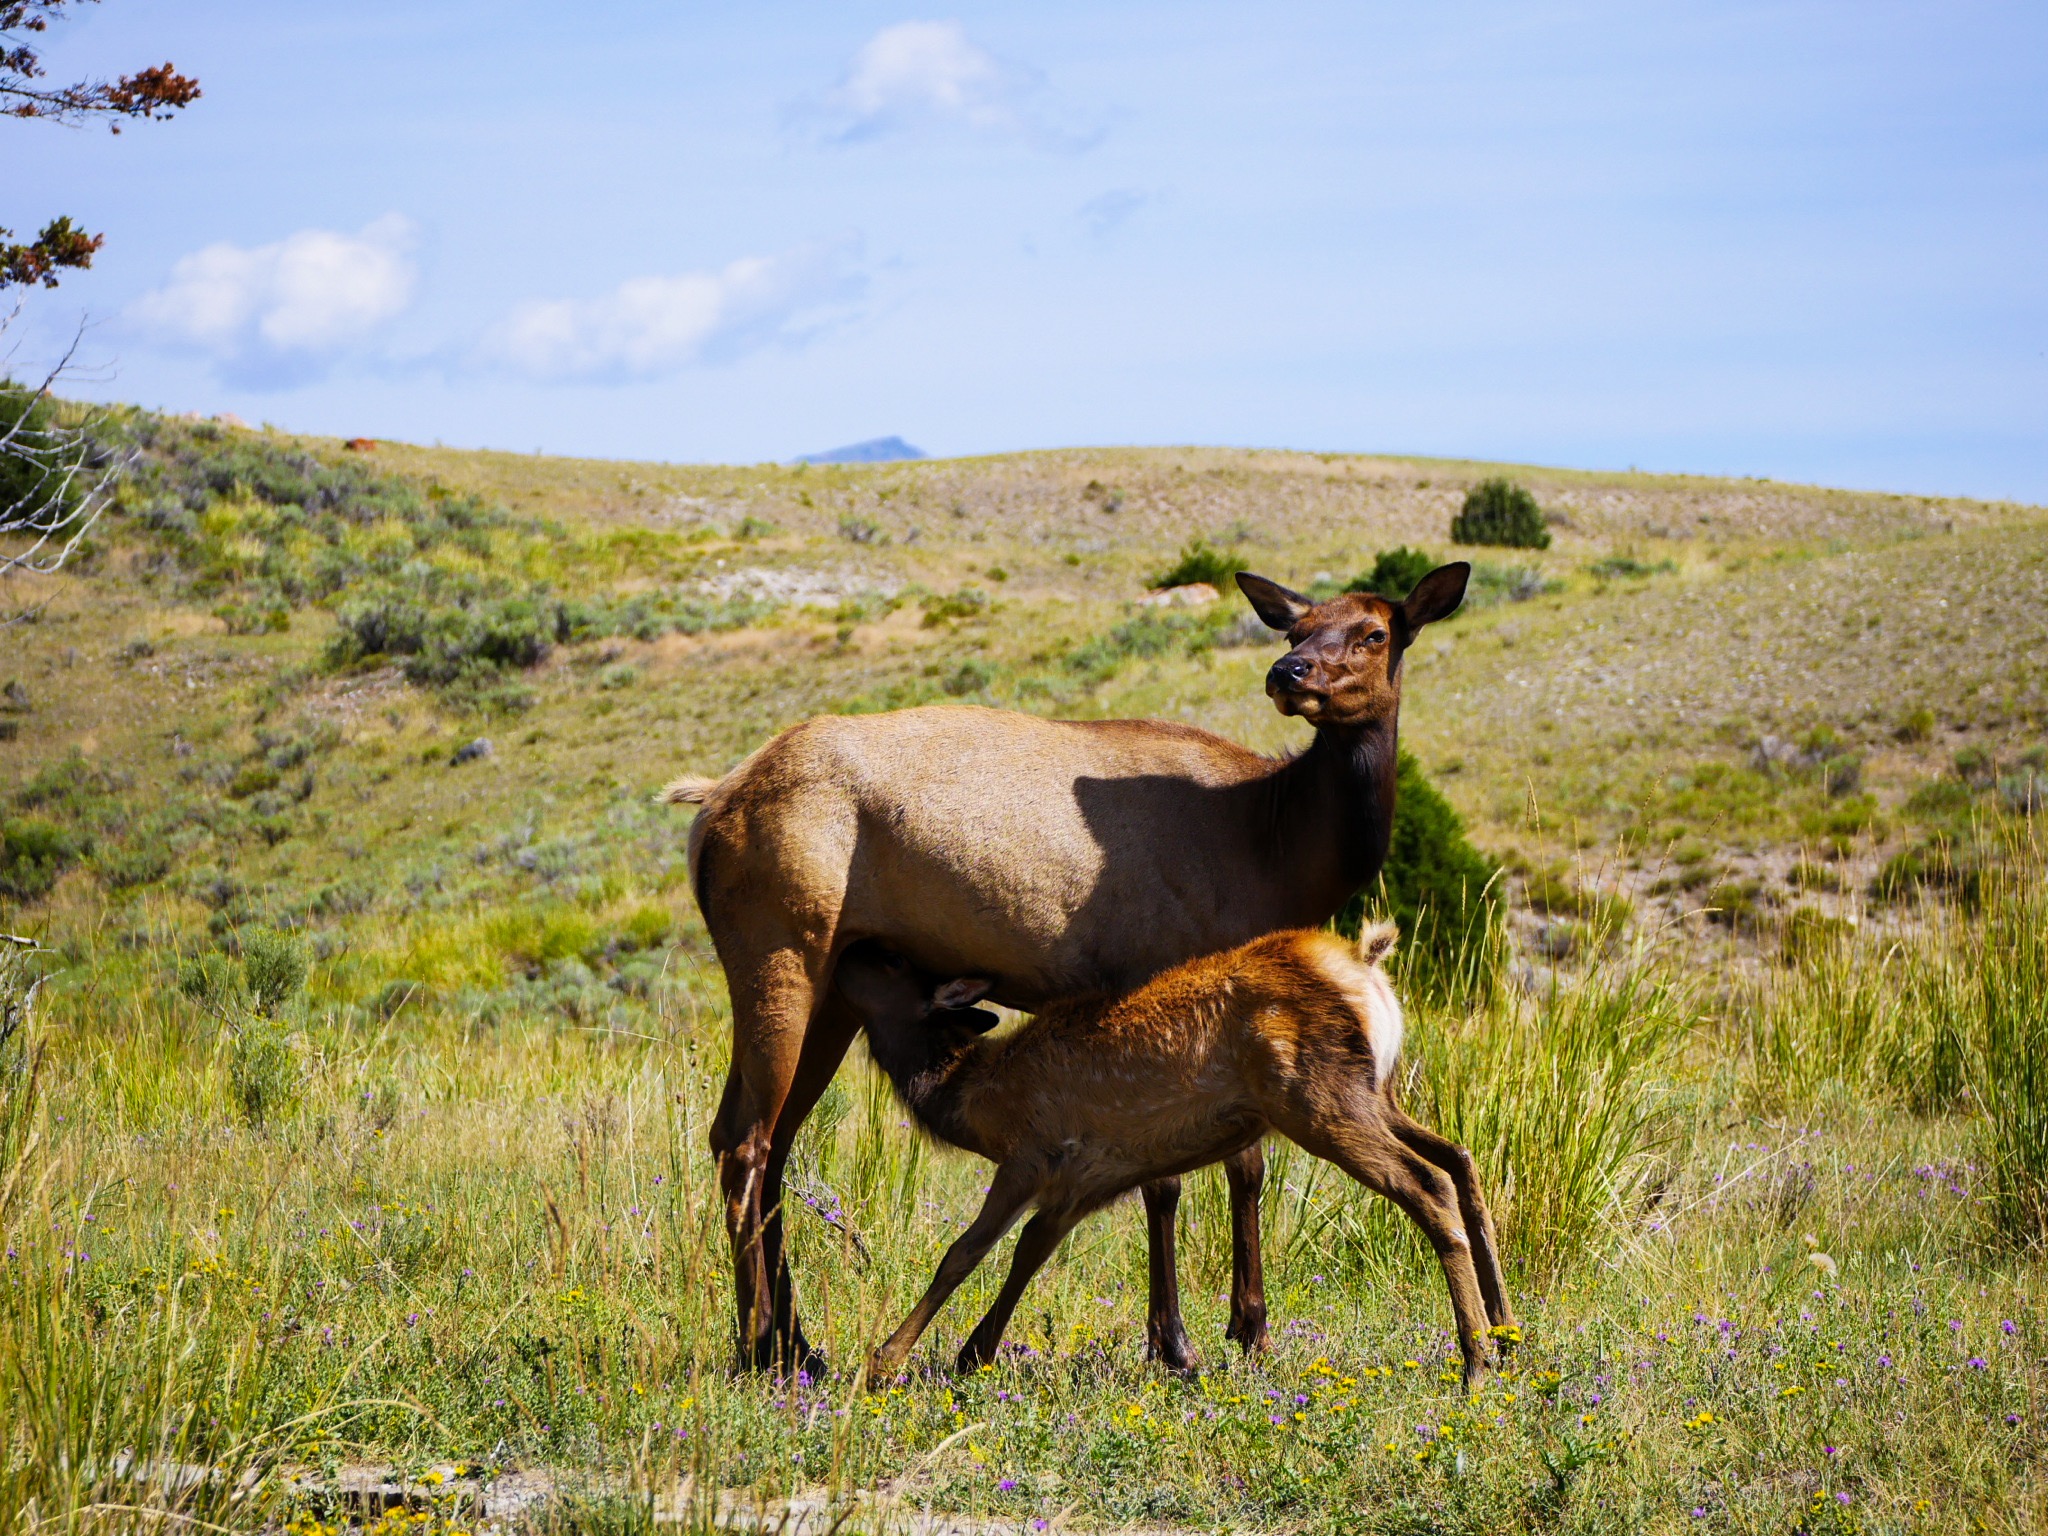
[1236,572,1315,631]
[934,977,993,1009]
[1400,562,1469,630]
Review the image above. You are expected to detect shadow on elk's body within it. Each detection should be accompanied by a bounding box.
[665,562,1471,1373]
[834,927,1517,1390]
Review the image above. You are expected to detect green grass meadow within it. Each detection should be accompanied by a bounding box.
[2,408,2045,1532]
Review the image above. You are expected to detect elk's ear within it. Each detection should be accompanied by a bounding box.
[933,977,993,1010]
[1235,572,1315,631]
[1356,922,1399,967]
[1399,562,1469,631]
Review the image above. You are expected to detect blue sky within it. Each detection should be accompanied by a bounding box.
[9,1,2046,498]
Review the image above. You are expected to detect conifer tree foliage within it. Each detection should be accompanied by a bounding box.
[1335,751,1502,1001]
[1451,477,1552,550]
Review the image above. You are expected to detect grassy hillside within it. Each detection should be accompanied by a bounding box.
[1,408,2044,1533]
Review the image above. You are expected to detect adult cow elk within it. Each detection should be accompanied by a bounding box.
[667,562,1470,1372]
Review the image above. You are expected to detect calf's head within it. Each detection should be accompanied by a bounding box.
[833,941,999,1047]
[1236,563,1469,729]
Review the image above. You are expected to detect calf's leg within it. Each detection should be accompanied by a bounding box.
[1386,1110,1517,1339]
[958,1204,1086,1371]
[866,1165,1037,1381]
[1140,1179,1197,1373]
[1283,1115,1493,1392]
[1222,1143,1270,1354]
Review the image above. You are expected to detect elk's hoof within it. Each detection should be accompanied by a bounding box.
[1225,1312,1270,1356]
[1146,1320,1200,1376]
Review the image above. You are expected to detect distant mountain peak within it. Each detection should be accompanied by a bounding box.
[793,435,927,465]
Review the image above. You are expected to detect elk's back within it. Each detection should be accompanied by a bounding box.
[689,705,1299,1004]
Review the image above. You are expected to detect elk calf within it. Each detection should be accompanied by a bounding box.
[837,925,1516,1389]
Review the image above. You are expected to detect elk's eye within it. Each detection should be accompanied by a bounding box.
[1365,630,1388,646]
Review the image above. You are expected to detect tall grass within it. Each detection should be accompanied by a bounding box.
[1259,949,1688,1288]
[1969,845,2048,1252]
[1745,825,2048,1252]
[1416,958,1690,1279]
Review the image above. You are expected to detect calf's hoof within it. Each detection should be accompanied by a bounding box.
[861,1349,901,1389]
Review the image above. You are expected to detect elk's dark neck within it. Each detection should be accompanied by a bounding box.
[1269,715,1399,922]
[863,1021,979,1150]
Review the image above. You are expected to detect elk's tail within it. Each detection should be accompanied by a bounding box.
[659,774,721,806]
[1355,920,1399,967]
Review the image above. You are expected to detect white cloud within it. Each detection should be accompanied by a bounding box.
[801,20,1096,148]
[481,243,860,383]
[1080,188,1149,239]
[128,216,416,384]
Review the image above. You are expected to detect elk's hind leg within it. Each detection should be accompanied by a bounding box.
[1283,1116,1492,1392]
[1140,1178,1197,1373]
[708,943,826,1374]
[757,987,863,1375]
[1387,1109,1516,1338]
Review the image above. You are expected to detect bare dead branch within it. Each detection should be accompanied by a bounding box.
[0,308,132,620]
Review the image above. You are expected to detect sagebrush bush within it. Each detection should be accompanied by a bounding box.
[0,381,78,524]
[227,1012,299,1127]
[240,928,307,1016]
[1451,478,1552,550]
[1148,537,1246,590]
[0,818,85,902]
[1062,605,1230,685]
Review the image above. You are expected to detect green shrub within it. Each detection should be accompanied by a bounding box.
[330,587,563,690]
[618,904,673,952]
[1464,561,1558,607]
[177,952,245,1013]
[0,381,78,526]
[227,763,281,799]
[919,587,989,627]
[1896,706,1937,742]
[1061,606,1228,686]
[96,842,172,891]
[227,1012,299,1127]
[942,658,996,695]
[240,929,307,1016]
[1586,555,1675,580]
[1336,752,1502,1004]
[1451,478,1551,550]
[0,818,86,902]
[1873,841,1984,908]
[1148,538,1246,590]
[1345,546,1437,601]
